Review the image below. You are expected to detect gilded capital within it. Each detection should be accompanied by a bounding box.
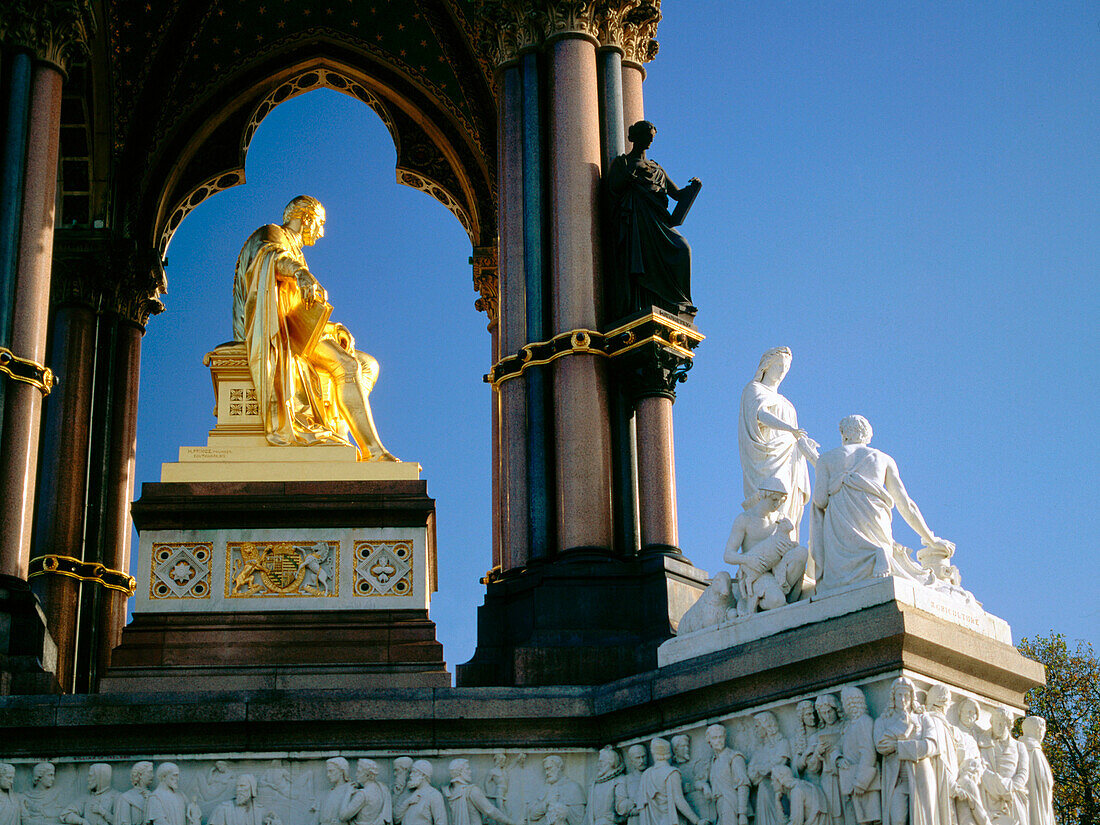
[543,0,600,39]
[594,0,643,50]
[621,1,661,65]
[0,0,93,73]
[471,247,499,325]
[475,0,545,66]
[108,246,167,328]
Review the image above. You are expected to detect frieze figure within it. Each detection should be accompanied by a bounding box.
[115,762,155,825]
[700,725,749,825]
[793,702,819,779]
[952,699,992,825]
[146,764,201,825]
[392,758,415,825]
[981,710,1028,825]
[639,739,708,825]
[738,348,818,541]
[922,685,962,825]
[770,766,828,825]
[873,678,939,825]
[233,195,397,461]
[24,763,64,825]
[209,775,280,825]
[724,477,810,615]
[483,753,510,820]
[396,761,447,825]
[624,746,649,825]
[671,736,710,823]
[812,416,953,594]
[837,687,882,825]
[586,747,631,825]
[61,764,118,825]
[606,120,701,320]
[747,713,792,825]
[0,764,23,825]
[528,756,585,825]
[1018,718,1053,825]
[346,760,392,825]
[446,759,515,825]
[807,695,844,825]
[314,758,357,825]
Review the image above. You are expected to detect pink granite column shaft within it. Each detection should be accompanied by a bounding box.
[0,62,63,580]
[548,34,613,552]
[622,62,645,134]
[636,394,678,549]
[497,63,529,569]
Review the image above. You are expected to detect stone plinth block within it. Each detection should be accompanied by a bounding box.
[104,480,447,690]
[659,574,1013,668]
[458,552,710,687]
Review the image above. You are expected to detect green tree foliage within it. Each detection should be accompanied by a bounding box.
[1017,633,1100,825]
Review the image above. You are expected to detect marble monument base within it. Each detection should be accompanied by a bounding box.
[0,575,61,695]
[658,573,1013,667]
[457,551,710,687]
[102,478,448,691]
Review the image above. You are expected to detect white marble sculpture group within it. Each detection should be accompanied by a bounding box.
[0,680,1053,825]
[681,347,974,635]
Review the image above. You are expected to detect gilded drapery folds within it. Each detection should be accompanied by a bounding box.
[474,0,662,67]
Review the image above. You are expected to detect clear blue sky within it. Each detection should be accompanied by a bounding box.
[137,2,1099,672]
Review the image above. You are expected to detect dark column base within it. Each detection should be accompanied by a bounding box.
[0,575,61,694]
[457,552,708,686]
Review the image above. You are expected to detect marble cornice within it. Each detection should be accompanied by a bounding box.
[0,0,94,73]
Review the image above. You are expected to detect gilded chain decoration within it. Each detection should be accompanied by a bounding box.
[30,554,137,596]
[0,0,93,72]
[0,348,55,396]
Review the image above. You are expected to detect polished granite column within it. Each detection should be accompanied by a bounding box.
[547,30,613,554]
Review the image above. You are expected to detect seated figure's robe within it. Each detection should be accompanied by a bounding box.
[232,223,350,449]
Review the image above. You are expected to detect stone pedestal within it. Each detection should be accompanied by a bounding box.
[101,344,448,691]
[457,552,709,687]
[101,478,447,692]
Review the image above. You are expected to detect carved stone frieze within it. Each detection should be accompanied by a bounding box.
[0,0,92,72]
[0,675,1054,825]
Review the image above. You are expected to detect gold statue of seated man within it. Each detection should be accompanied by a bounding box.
[231,195,396,461]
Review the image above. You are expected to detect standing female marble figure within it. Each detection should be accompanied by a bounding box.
[738,348,817,541]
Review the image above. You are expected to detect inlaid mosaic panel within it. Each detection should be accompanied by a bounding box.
[225,540,339,598]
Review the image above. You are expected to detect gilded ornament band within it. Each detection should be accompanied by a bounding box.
[485,312,703,388]
[0,347,55,395]
[28,554,137,595]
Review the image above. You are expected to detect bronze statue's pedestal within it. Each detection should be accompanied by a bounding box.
[100,479,448,692]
